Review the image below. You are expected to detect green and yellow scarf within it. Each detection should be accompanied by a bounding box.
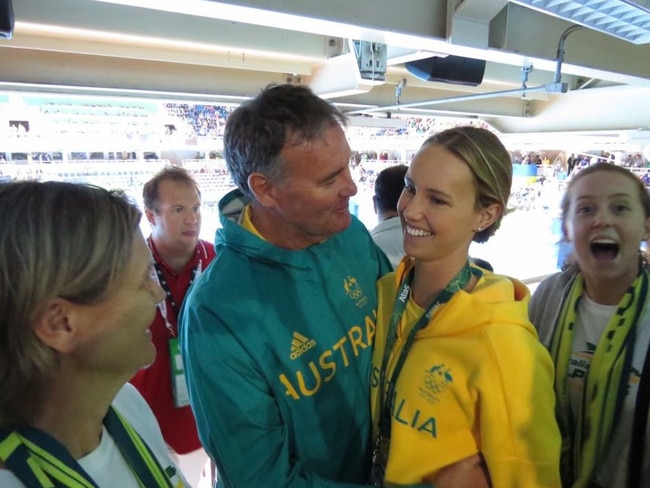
[550,269,648,488]
[0,407,177,488]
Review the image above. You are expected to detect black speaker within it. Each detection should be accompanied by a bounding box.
[405,55,486,87]
[0,0,14,40]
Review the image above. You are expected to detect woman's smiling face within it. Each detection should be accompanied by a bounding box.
[398,143,488,265]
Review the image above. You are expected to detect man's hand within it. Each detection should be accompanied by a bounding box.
[421,453,491,488]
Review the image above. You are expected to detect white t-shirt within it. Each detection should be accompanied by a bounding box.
[0,384,188,488]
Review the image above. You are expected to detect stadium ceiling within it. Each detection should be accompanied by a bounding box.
[2,0,650,150]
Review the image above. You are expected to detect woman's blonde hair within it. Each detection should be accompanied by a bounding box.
[422,126,513,243]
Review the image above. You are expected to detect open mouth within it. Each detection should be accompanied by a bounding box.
[590,239,619,260]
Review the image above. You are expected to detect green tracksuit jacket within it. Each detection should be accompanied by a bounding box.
[179,189,391,487]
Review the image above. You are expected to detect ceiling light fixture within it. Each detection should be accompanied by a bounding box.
[0,81,252,104]
[511,0,650,44]
[15,21,317,63]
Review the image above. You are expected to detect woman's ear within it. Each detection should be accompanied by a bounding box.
[33,298,78,354]
[563,221,572,242]
[477,203,501,231]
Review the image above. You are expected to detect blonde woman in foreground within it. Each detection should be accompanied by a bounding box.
[0,180,188,488]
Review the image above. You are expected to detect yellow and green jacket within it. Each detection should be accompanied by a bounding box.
[371,260,562,488]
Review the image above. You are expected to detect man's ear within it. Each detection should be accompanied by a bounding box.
[248,173,279,208]
[144,208,156,227]
[33,298,78,354]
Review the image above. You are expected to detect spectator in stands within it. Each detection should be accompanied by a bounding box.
[130,166,215,487]
[567,153,576,175]
[179,84,392,487]
[370,127,561,487]
[642,170,650,187]
[0,181,188,487]
[371,164,408,268]
[529,163,650,487]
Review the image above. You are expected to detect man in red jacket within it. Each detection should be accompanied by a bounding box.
[131,166,216,487]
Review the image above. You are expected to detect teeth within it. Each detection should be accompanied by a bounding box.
[406,225,432,237]
[591,238,617,245]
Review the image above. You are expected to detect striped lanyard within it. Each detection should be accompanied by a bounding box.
[0,407,177,488]
[147,237,203,335]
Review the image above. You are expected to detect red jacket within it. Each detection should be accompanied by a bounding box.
[131,237,216,454]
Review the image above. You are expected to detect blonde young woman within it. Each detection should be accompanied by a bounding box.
[530,163,650,487]
[370,127,561,488]
[0,181,188,488]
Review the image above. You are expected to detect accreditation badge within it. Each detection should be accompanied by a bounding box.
[169,337,190,408]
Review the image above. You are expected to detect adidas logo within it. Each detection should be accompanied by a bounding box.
[290,331,317,360]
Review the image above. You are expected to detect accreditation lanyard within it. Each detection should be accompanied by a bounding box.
[153,261,201,333]
[0,407,176,488]
[378,260,479,438]
[371,261,480,485]
[152,260,201,408]
[146,237,203,335]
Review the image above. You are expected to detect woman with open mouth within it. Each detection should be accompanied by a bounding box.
[530,162,650,488]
